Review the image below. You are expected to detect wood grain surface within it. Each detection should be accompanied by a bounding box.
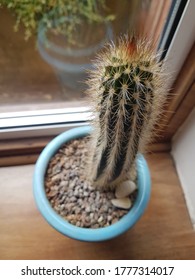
[0,153,194,260]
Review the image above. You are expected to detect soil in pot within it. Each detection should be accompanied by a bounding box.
[45,137,137,228]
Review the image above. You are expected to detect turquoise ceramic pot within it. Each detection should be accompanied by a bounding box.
[33,126,151,242]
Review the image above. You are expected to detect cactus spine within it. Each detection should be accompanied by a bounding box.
[87,36,167,188]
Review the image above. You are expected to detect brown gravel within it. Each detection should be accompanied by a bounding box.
[45,137,136,228]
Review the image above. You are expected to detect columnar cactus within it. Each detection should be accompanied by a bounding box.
[87,36,167,188]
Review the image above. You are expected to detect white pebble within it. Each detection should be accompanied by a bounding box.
[98,216,103,223]
[90,213,94,219]
[85,206,91,213]
[111,198,132,209]
[115,180,137,198]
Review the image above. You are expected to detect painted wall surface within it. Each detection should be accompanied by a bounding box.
[171,108,195,228]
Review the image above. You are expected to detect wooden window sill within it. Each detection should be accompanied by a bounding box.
[0,152,194,260]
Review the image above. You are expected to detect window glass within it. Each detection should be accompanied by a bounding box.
[0,0,172,114]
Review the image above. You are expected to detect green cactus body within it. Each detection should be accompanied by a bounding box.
[87,36,167,188]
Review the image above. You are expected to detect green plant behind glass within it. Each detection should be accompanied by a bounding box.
[1,0,114,41]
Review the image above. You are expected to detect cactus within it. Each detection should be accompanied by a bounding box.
[87,36,168,188]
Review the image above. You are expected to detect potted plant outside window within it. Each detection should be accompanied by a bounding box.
[1,0,114,91]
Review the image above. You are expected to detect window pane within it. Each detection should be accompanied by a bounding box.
[0,0,172,115]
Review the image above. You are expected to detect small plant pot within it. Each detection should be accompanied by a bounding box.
[37,18,112,92]
[33,126,151,242]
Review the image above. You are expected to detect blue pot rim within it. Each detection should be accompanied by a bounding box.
[33,126,151,242]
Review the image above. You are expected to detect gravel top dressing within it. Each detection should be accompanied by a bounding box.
[45,137,137,228]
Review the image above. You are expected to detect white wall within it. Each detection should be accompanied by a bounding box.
[171,108,195,228]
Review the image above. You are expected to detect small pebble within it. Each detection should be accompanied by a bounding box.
[111,218,119,225]
[115,180,137,198]
[111,197,132,209]
[51,175,61,183]
[107,215,112,222]
[83,191,89,197]
[60,180,68,188]
[98,216,103,223]
[47,190,58,197]
[85,206,91,213]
